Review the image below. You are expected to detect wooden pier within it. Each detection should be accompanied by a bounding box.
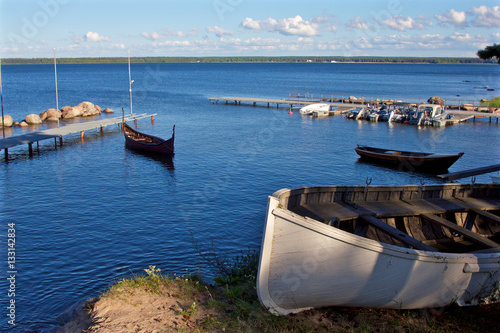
[438,164,500,182]
[1,113,155,158]
[208,96,356,114]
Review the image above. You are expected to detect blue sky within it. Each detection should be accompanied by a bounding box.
[1,0,499,58]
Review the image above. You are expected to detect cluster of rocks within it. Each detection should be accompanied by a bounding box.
[0,101,115,128]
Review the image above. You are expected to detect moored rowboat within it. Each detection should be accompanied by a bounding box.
[123,123,175,156]
[257,184,500,315]
[355,145,464,173]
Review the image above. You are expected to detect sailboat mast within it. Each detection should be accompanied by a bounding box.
[54,49,59,127]
[0,58,5,139]
[128,51,133,115]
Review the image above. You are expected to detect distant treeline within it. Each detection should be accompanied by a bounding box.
[1,56,494,65]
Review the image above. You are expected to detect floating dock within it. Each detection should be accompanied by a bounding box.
[208,96,356,114]
[1,113,156,158]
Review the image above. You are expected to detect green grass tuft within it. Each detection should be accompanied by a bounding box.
[481,96,500,107]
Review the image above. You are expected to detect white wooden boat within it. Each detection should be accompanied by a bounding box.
[257,184,500,315]
[299,103,330,115]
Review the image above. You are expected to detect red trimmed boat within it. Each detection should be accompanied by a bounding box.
[123,123,175,156]
[355,145,463,173]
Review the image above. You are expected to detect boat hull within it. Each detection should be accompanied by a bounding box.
[355,145,464,173]
[124,123,175,156]
[257,184,500,315]
[300,103,330,115]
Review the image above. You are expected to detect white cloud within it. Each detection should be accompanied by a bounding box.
[435,9,467,28]
[153,40,192,47]
[206,26,233,37]
[141,28,197,41]
[141,32,163,41]
[163,28,189,37]
[241,15,320,36]
[447,32,474,42]
[469,5,500,28]
[346,17,370,30]
[311,14,331,24]
[325,25,338,33]
[379,15,428,31]
[83,31,110,42]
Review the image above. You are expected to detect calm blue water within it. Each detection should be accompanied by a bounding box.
[0,63,499,331]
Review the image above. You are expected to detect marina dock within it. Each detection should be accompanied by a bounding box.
[1,113,156,158]
[208,96,356,114]
[209,95,499,123]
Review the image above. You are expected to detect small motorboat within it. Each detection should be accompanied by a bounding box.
[123,123,175,156]
[355,145,464,173]
[410,104,447,126]
[257,183,500,315]
[299,103,330,115]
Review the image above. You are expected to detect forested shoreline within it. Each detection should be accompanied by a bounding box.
[1,56,494,65]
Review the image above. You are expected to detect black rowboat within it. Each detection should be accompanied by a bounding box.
[123,123,175,156]
[355,145,463,173]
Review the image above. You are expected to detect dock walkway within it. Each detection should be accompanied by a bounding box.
[438,164,500,182]
[208,96,356,114]
[1,113,155,157]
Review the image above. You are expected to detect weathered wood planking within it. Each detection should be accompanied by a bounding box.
[421,213,500,248]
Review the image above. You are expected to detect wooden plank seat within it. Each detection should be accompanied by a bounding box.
[472,209,500,225]
[421,213,500,249]
[359,215,436,251]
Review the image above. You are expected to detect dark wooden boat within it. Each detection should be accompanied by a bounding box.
[355,145,463,173]
[123,123,175,156]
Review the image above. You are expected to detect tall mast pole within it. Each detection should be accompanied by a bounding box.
[0,58,5,139]
[128,51,133,115]
[54,48,59,127]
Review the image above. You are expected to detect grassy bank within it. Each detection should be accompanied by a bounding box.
[62,252,500,332]
[482,96,500,107]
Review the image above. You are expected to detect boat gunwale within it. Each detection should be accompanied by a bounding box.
[123,123,169,144]
[267,183,500,260]
[270,205,500,261]
[270,183,497,201]
[355,145,465,159]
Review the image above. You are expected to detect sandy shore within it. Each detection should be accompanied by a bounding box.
[57,281,219,332]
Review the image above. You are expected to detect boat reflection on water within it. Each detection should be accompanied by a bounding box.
[125,148,175,171]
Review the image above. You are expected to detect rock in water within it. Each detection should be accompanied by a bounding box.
[25,114,42,125]
[0,115,13,127]
[428,96,445,105]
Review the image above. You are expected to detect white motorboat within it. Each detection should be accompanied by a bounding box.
[299,103,330,115]
[410,104,447,126]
